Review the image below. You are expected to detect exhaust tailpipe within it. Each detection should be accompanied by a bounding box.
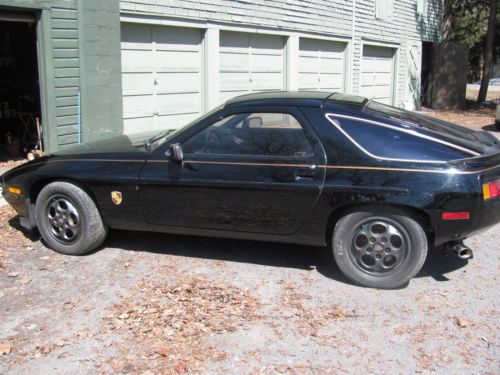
[445,241,473,260]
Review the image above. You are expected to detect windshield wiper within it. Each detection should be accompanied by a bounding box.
[144,129,176,151]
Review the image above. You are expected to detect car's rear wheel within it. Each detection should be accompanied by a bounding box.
[35,181,107,255]
[332,207,427,288]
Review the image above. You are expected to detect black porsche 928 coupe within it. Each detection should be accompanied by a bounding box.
[2,92,500,288]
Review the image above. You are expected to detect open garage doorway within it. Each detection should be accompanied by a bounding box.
[0,9,42,162]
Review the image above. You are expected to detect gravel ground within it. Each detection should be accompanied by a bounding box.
[0,110,499,374]
[0,208,498,374]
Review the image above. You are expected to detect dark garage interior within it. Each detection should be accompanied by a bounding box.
[0,11,41,160]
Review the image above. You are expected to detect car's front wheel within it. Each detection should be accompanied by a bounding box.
[332,207,428,288]
[35,181,108,255]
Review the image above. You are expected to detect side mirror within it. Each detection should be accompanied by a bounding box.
[168,143,183,163]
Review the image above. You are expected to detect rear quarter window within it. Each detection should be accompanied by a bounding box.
[326,114,470,162]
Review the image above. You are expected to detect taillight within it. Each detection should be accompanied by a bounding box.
[482,179,500,200]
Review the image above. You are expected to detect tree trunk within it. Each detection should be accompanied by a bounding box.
[477,0,496,103]
[441,0,453,42]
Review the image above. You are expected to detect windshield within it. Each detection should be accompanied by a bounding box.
[147,105,224,150]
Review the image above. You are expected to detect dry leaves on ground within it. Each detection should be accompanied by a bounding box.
[422,107,495,131]
[0,159,26,169]
[0,206,32,270]
[103,276,260,374]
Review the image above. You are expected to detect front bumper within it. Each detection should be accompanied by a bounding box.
[2,189,36,231]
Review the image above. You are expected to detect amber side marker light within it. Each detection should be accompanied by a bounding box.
[7,187,22,195]
[442,212,470,220]
[482,179,500,200]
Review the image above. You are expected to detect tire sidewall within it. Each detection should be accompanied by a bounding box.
[35,182,104,255]
[333,208,427,288]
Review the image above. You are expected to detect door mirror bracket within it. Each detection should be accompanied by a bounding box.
[167,143,184,164]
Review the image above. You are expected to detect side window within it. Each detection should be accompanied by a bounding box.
[328,115,468,162]
[183,112,313,157]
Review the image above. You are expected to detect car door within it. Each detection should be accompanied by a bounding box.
[138,106,326,235]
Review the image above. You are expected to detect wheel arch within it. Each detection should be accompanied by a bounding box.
[325,203,434,245]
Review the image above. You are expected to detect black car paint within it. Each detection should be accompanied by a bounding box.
[2,93,499,248]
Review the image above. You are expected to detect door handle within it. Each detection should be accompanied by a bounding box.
[184,161,201,171]
[295,169,315,181]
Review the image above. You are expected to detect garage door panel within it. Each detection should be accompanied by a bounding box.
[368,59,393,73]
[372,72,392,85]
[122,94,154,119]
[299,73,319,89]
[121,23,202,134]
[124,116,155,134]
[121,49,154,73]
[220,72,251,91]
[320,57,343,74]
[320,74,343,90]
[299,56,319,73]
[156,92,201,116]
[219,31,284,100]
[360,45,395,104]
[121,23,152,45]
[220,31,249,50]
[300,38,345,54]
[364,45,394,59]
[251,72,284,91]
[155,72,200,94]
[154,26,201,47]
[155,50,200,71]
[122,72,154,95]
[298,37,346,91]
[220,52,249,72]
[251,53,284,72]
[250,33,284,52]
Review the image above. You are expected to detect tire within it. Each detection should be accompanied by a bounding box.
[35,181,107,255]
[332,207,427,289]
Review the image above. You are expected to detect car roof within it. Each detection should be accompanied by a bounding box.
[223,91,369,109]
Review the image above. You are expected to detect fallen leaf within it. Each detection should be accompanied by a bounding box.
[456,318,468,328]
[0,342,12,355]
[55,339,66,347]
[154,344,170,357]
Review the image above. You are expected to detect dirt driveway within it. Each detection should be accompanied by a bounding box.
[0,206,499,374]
[1,109,499,374]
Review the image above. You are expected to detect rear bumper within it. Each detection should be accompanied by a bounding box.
[469,198,500,236]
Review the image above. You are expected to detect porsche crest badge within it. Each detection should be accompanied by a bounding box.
[111,191,123,205]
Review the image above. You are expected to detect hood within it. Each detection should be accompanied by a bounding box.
[53,131,157,155]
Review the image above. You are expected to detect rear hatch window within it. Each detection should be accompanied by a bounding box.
[363,101,500,156]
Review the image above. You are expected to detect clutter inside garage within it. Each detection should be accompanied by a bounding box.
[0,13,42,161]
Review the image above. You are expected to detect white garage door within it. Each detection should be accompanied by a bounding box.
[121,23,203,134]
[219,31,285,102]
[299,38,346,92]
[360,45,395,105]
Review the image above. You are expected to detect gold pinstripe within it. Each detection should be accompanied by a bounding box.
[44,158,499,175]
